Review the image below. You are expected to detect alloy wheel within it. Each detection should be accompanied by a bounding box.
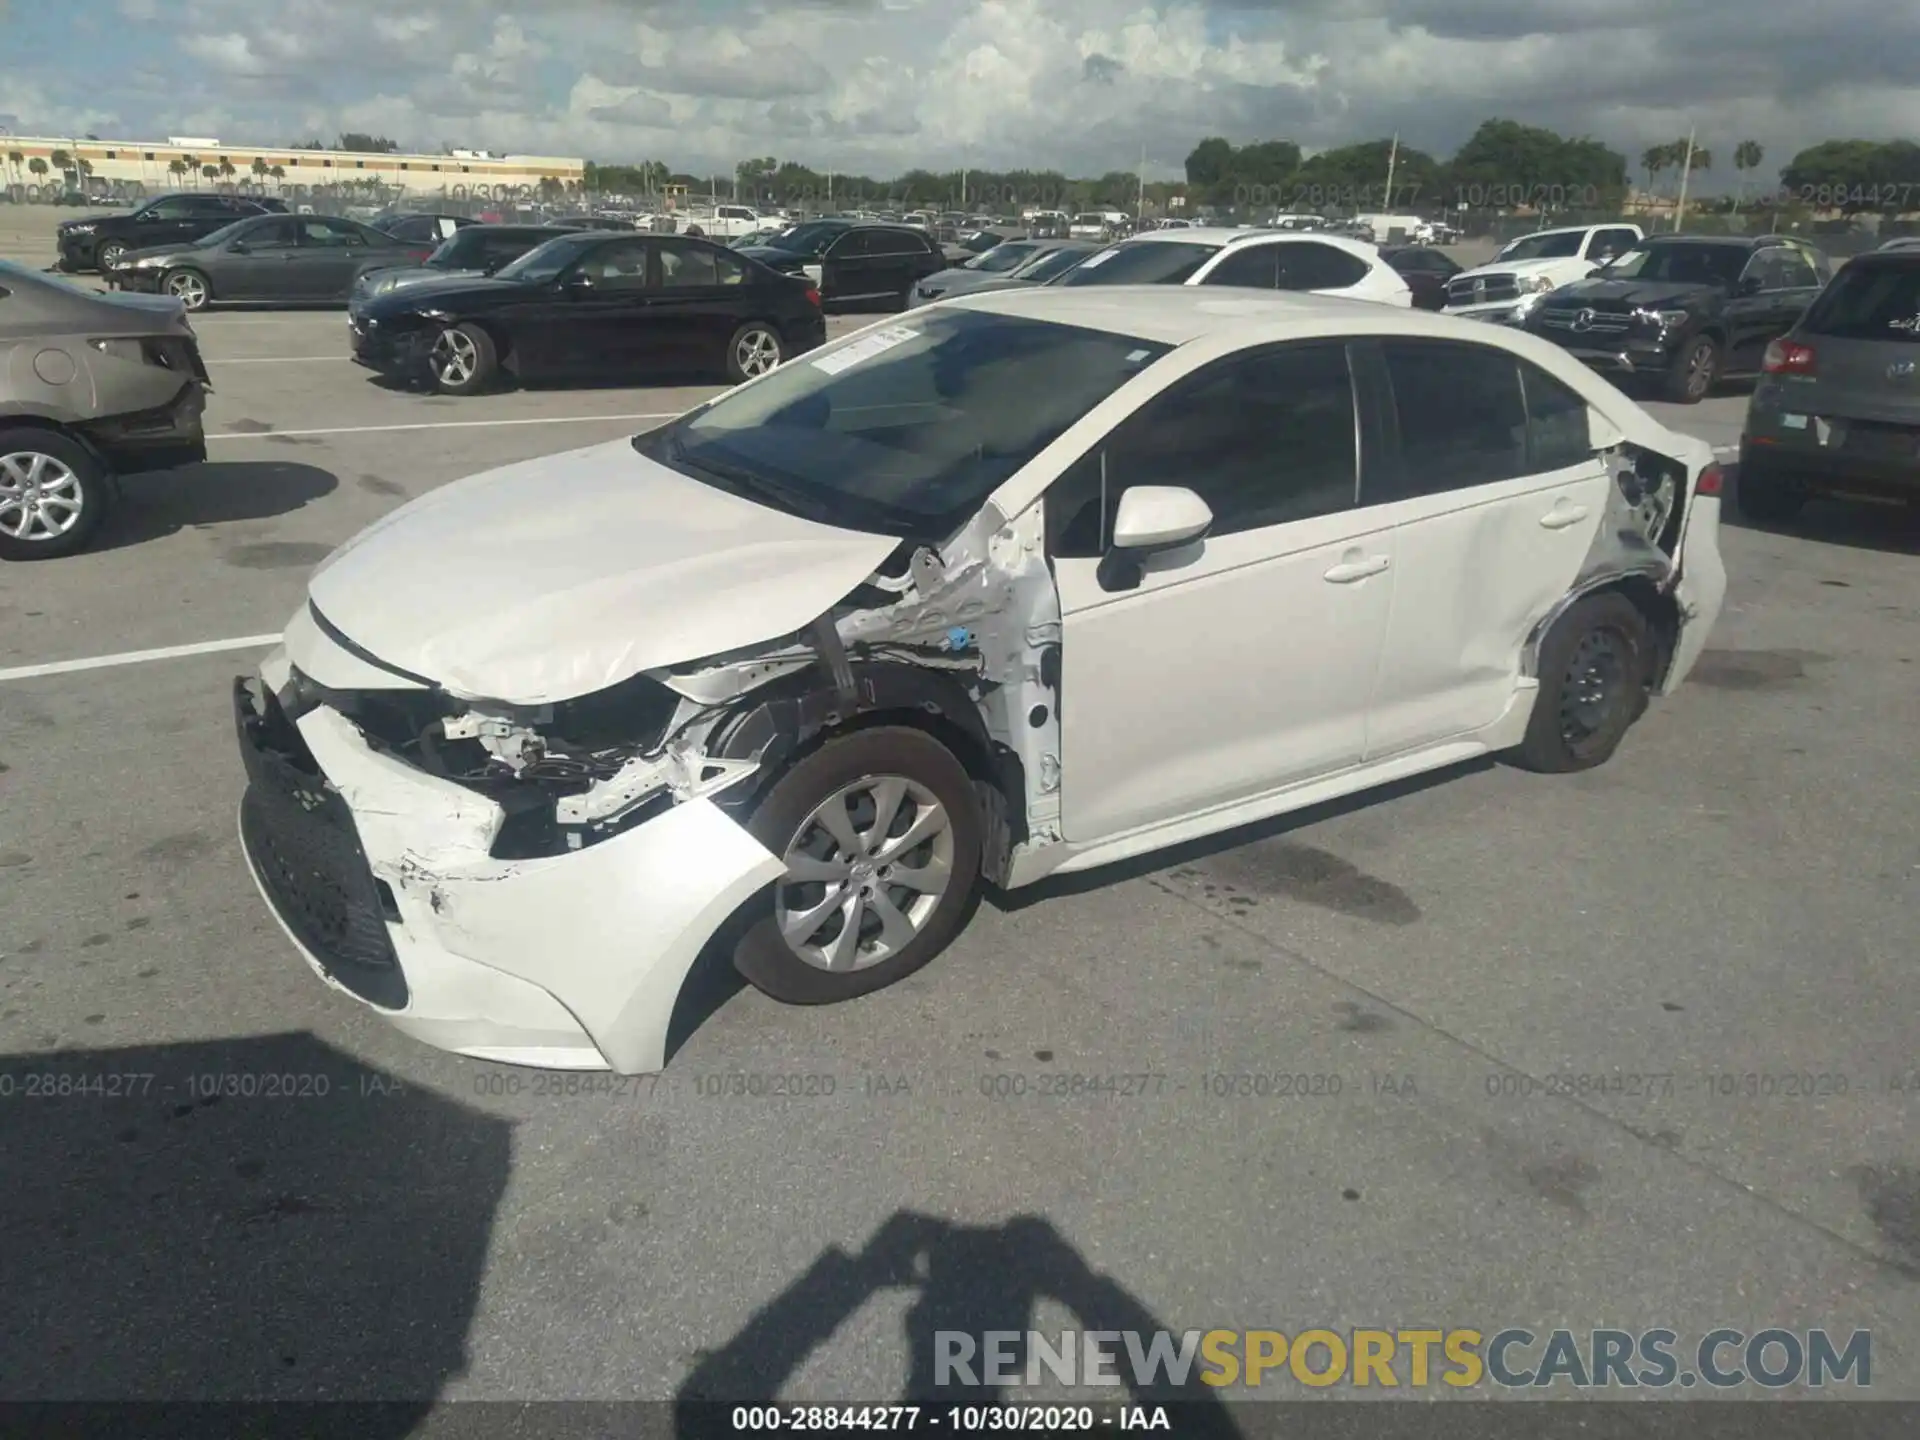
[775,775,955,972]
[735,327,781,377]
[1558,628,1628,746]
[0,451,85,542]
[431,328,478,388]
[1686,342,1715,398]
[166,271,207,308]
[97,242,126,270]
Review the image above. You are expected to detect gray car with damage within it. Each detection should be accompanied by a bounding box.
[0,260,210,559]
[907,240,1101,308]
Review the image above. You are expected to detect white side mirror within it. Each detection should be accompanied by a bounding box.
[1111,485,1213,549]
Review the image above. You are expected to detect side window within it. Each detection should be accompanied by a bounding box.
[244,218,302,251]
[1594,229,1637,262]
[1276,243,1370,290]
[1518,361,1595,471]
[1773,247,1819,289]
[480,235,535,268]
[1202,246,1277,288]
[144,199,196,220]
[829,230,871,259]
[300,219,370,247]
[574,240,652,290]
[659,242,722,287]
[1380,340,1528,496]
[1047,343,1357,556]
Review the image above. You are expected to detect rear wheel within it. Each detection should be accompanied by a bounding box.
[96,240,127,271]
[0,428,112,560]
[1513,593,1651,773]
[725,321,783,383]
[732,727,983,1005]
[428,323,498,395]
[164,268,212,311]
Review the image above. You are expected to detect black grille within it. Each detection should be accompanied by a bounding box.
[1537,307,1632,336]
[234,680,408,1010]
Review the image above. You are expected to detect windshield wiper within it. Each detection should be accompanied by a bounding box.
[664,436,823,521]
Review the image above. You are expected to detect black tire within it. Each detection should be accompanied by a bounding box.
[732,726,983,1005]
[95,240,127,272]
[724,320,784,383]
[1513,592,1651,773]
[1661,332,1719,404]
[0,427,113,561]
[1734,459,1806,525]
[163,267,212,312]
[427,322,498,395]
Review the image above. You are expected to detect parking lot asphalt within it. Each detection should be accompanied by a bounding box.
[3,218,1919,1408]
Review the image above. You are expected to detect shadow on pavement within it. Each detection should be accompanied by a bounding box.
[1720,460,1920,555]
[99,461,338,550]
[674,1212,1241,1438]
[0,1030,509,1421]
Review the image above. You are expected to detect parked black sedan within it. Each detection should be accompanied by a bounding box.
[349,231,827,394]
[56,191,285,273]
[349,224,582,317]
[737,220,947,311]
[1377,244,1462,310]
[108,214,434,311]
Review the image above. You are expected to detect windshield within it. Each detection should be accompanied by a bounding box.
[1800,263,1920,341]
[765,222,849,257]
[1499,231,1585,261]
[493,234,597,283]
[1015,247,1093,282]
[962,241,1041,274]
[1060,240,1215,286]
[638,308,1169,542]
[1599,243,1749,286]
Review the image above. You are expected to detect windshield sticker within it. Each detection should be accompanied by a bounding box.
[1889,313,1920,332]
[810,325,919,375]
[1075,247,1118,268]
[1126,349,1153,364]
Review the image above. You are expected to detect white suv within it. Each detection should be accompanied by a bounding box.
[1059,227,1413,305]
[1445,224,1643,324]
[236,289,1724,1073]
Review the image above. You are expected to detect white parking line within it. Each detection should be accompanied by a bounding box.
[204,356,353,364]
[0,634,282,683]
[207,412,684,440]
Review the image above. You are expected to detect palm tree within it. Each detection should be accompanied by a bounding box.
[179,154,199,187]
[168,158,187,183]
[50,147,72,182]
[1640,145,1667,201]
[200,165,219,185]
[269,164,285,192]
[251,156,269,188]
[218,157,236,184]
[27,157,48,185]
[5,149,22,188]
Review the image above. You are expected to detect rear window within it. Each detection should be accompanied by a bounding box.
[1799,263,1920,342]
[1061,240,1216,286]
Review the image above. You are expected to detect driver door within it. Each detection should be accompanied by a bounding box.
[217,217,301,298]
[1046,341,1395,843]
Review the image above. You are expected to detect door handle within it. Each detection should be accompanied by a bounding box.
[1539,504,1590,529]
[1323,555,1390,583]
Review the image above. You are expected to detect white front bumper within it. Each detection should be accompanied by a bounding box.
[239,648,784,1073]
[1442,300,1531,324]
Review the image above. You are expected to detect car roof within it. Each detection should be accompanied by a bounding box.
[1116,227,1380,256]
[946,284,1493,345]
[1643,233,1788,249]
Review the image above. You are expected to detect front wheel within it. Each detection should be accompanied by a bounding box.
[732,727,983,1005]
[96,241,127,271]
[0,427,113,560]
[1512,592,1651,773]
[427,322,498,395]
[1661,333,1718,404]
[725,321,783,383]
[164,268,212,311]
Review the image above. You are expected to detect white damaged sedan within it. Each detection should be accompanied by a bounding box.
[235,286,1727,1072]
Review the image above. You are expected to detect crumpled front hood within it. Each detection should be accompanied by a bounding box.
[305,438,900,706]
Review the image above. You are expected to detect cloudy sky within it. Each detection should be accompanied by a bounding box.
[3,0,1917,186]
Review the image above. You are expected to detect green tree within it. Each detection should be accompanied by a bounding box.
[1184,137,1235,191]
[27,157,48,182]
[49,147,73,183]
[219,156,236,181]
[179,154,199,186]
[201,165,218,183]
[168,158,187,182]
[337,133,399,154]
[5,149,22,186]
[1296,138,1438,209]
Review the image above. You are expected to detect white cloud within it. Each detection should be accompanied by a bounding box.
[22,0,1920,185]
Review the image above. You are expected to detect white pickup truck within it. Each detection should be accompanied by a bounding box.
[1442,222,1644,324]
[679,204,772,239]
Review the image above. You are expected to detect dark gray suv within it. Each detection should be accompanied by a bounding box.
[1738,249,1920,523]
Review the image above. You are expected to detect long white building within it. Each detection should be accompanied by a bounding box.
[0,134,586,202]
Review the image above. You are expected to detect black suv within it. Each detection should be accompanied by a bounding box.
[1524,234,1831,404]
[736,220,948,311]
[57,192,287,273]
